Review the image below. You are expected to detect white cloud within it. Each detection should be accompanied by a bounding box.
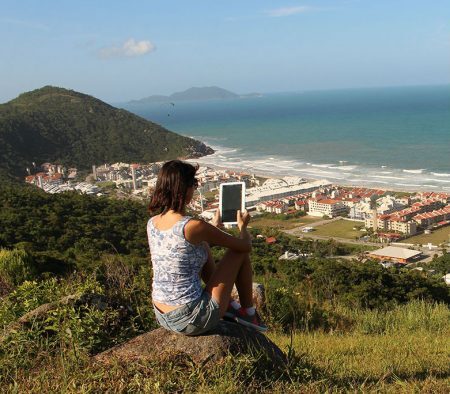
[98,38,155,59]
[265,6,312,17]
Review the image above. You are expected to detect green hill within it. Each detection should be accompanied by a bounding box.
[0,86,213,177]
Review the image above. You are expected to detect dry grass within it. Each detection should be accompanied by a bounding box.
[250,215,323,230]
[405,226,450,246]
[6,329,449,393]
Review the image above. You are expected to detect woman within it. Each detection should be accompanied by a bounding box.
[147,160,267,336]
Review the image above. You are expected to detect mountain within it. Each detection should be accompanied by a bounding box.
[129,86,249,104]
[0,86,213,177]
[170,86,239,101]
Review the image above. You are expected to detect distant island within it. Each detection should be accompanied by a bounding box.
[128,86,262,104]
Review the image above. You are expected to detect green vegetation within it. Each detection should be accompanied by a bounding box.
[405,226,450,246]
[0,86,212,177]
[0,248,36,288]
[0,184,149,270]
[308,218,364,239]
[0,184,449,391]
[1,268,448,392]
[418,252,450,276]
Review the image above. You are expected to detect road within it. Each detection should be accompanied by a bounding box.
[282,219,442,262]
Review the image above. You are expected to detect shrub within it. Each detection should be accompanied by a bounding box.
[0,248,36,287]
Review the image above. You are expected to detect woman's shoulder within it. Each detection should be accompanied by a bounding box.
[184,216,206,229]
[184,217,208,236]
[147,215,158,227]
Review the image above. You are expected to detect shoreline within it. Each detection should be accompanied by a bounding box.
[188,152,449,195]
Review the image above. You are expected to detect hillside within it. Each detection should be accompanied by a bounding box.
[0,180,449,391]
[129,86,241,104]
[0,86,213,177]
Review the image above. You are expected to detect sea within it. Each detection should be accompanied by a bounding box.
[122,85,450,192]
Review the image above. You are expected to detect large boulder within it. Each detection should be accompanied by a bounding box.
[94,320,286,368]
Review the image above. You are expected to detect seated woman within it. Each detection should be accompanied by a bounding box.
[147,160,267,336]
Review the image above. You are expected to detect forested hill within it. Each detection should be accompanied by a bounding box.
[0,86,213,177]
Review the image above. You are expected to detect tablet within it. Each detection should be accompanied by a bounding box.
[219,182,246,224]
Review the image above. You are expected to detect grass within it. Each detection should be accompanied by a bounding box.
[270,331,449,392]
[250,214,323,230]
[5,327,449,393]
[96,181,116,189]
[404,226,450,246]
[309,219,363,239]
[2,296,449,393]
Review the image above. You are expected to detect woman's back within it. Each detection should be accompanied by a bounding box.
[147,215,208,306]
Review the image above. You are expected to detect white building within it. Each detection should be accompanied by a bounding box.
[349,195,406,220]
[308,198,348,218]
[246,179,330,206]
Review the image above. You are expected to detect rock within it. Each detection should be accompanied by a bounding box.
[17,293,81,325]
[231,282,266,311]
[94,320,286,369]
[1,292,131,344]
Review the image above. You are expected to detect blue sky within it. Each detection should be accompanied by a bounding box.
[1,0,449,103]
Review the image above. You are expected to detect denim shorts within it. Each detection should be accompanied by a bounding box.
[153,291,220,336]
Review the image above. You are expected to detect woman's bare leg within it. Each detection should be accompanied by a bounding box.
[201,243,216,284]
[234,253,253,308]
[205,248,253,317]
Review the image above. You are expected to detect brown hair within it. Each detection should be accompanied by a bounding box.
[148,160,198,214]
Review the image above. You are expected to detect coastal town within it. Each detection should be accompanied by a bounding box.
[25,160,450,251]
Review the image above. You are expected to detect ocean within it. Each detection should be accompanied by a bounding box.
[122,85,450,191]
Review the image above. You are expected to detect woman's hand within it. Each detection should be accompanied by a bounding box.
[237,209,250,232]
[210,209,223,228]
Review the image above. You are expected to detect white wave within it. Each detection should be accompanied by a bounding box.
[422,185,438,188]
[282,160,297,163]
[328,165,357,171]
[431,172,450,177]
[369,175,404,180]
[380,171,393,174]
[370,180,389,184]
[394,183,423,187]
[302,170,335,175]
[381,165,387,168]
[311,163,333,168]
[274,165,295,170]
[424,178,450,183]
[403,169,425,174]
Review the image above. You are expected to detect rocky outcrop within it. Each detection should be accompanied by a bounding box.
[94,320,286,368]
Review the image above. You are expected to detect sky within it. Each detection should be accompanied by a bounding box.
[1,0,449,103]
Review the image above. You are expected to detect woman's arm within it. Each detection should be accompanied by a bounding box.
[184,210,251,253]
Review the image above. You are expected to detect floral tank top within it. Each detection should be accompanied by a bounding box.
[147,216,208,305]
